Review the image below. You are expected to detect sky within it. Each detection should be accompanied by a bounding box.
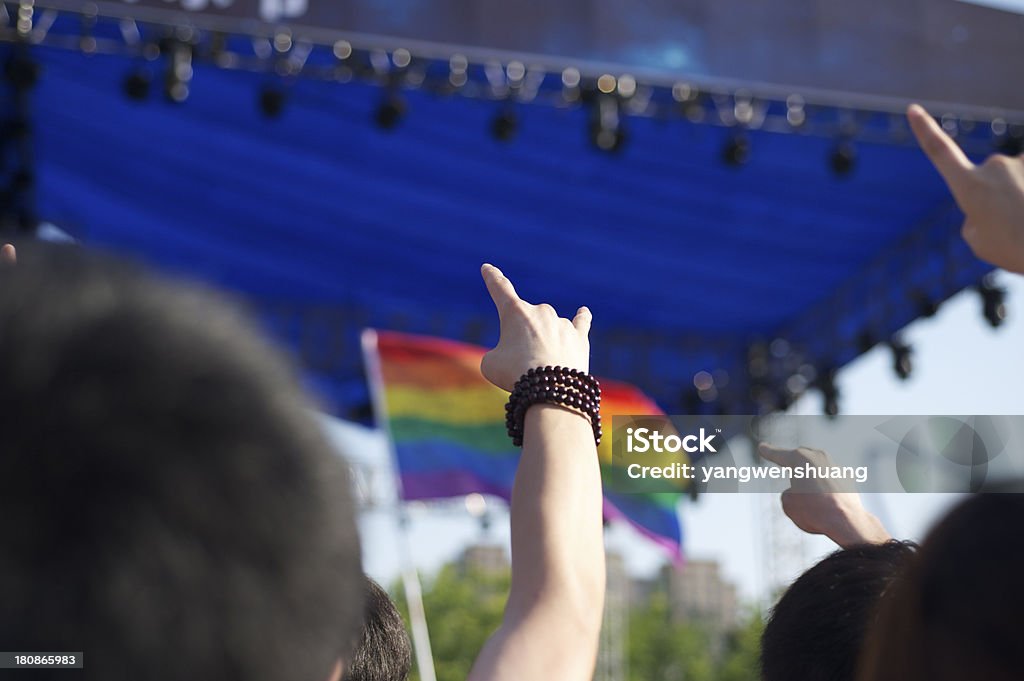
[327,269,1024,606]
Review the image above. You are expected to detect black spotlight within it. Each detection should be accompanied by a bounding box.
[997,129,1023,157]
[588,96,626,153]
[258,85,286,119]
[10,167,33,193]
[162,40,193,103]
[589,119,625,152]
[122,69,151,101]
[4,52,39,92]
[829,140,857,177]
[817,369,839,417]
[978,279,1007,328]
[17,211,38,234]
[6,117,30,141]
[857,330,877,354]
[683,389,703,415]
[374,94,405,130]
[890,337,913,380]
[912,291,940,318]
[490,109,518,142]
[721,132,750,167]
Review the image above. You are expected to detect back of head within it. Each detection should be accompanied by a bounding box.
[858,493,1024,681]
[761,540,915,681]
[343,578,412,681]
[0,245,363,681]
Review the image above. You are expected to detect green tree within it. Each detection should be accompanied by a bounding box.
[627,592,716,681]
[394,564,510,681]
[716,609,764,681]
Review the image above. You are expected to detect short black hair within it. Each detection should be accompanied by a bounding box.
[343,578,413,681]
[761,540,915,681]
[0,245,363,681]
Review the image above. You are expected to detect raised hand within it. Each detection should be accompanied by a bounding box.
[479,263,591,392]
[1,244,15,266]
[759,443,891,548]
[907,104,1024,274]
[469,264,604,681]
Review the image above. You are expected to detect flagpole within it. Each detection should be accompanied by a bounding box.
[361,328,438,681]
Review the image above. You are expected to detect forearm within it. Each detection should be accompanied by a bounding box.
[507,404,605,625]
[468,404,605,681]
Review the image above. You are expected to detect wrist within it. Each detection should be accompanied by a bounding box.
[832,510,891,548]
[505,366,602,447]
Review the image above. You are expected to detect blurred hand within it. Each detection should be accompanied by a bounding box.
[479,264,591,392]
[1,243,15,265]
[907,104,1024,274]
[759,443,891,548]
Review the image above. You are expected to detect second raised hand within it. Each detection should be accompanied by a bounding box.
[759,443,892,548]
[479,263,592,393]
[907,104,1024,274]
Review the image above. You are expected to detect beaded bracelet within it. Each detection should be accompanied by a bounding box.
[504,365,603,447]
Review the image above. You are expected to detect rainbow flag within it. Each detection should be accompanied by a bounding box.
[362,329,685,556]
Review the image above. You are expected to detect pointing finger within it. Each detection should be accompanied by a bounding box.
[758,442,801,469]
[481,263,522,312]
[0,243,15,265]
[907,104,976,205]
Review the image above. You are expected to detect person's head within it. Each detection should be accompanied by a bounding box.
[343,577,412,681]
[761,540,916,681]
[0,245,363,681]
[858,493,1024,681]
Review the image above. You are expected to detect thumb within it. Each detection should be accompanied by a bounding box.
[1,243,16,266]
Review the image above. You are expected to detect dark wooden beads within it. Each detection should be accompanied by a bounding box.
[505,365,602,447]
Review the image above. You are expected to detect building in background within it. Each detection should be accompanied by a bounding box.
[657,559,739,632]
[456,543,509,576]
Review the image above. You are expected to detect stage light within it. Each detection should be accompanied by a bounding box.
[817,369,839,417]
[683,389,703,414]
[490,109,517,142]
[3,52,39,92]
[122,69,150,101]
[997,129,1023,156]
[889,337,913,380]
[258,85,286,119]
[912,291,940,318]
[829,140,857,177]
[721,132,749,167]
[857,330,877,354]
[10,168,33,193]
[163,41,192,103]
[18,212,38,234]
[6,117,30,141]
[374,94,405,130]
[774,387,795,412]
[588,95,626,152]
[978,278,1007,328]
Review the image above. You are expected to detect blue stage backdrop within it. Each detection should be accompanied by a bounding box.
[17,41,994,418]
